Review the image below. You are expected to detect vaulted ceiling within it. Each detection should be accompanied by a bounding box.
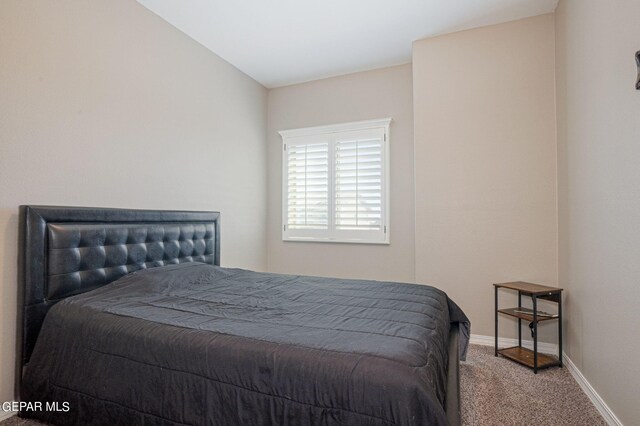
[137,0,558,88]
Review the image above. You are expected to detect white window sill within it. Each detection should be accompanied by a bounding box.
[282,237,390,245]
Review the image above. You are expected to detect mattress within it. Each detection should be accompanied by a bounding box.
[22,262,469,426]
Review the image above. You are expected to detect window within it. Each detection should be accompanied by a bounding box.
[280,118,390,244]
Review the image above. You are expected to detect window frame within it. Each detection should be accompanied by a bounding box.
[280,118,391,245]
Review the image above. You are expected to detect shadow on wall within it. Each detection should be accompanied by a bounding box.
[563,291,584,366]
[0,210,19,400]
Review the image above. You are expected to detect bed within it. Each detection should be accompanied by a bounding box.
[17,205,469,426]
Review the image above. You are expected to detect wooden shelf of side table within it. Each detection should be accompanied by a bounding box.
[494,281,563,373]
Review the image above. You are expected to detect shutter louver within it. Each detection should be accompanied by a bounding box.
[286,143,329,229]
[335,136,383,231]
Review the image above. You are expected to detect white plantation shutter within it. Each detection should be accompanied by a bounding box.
[281,119,390,244]
[286,143,329,230]
[335,129,384,233]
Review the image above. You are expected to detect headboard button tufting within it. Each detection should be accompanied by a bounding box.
[46,223,216,305]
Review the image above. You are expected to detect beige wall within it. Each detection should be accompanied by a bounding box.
[412,15,559,338]
[556,0,640,423]
[266,64,415,282]
[0,0,267,404]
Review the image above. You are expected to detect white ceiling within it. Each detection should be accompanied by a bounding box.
[137,0,558,88]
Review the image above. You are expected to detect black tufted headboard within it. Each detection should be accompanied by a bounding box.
[17,205,220,392]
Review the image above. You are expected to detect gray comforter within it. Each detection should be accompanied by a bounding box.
[22,263,469,426]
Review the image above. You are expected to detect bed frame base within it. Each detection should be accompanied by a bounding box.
[446,323,461,425]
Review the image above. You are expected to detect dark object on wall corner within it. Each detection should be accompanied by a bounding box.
[636,50,640,90]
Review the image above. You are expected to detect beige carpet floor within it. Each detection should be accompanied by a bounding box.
[461,344,606,425]
[2,344,606,426]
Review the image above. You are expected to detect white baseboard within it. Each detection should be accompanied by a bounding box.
[469,333,558,354]
[0,411,17,422]
[562,353,623,426]
[469,334,622,426]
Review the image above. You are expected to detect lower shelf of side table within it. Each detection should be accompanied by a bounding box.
[497,346,561,369]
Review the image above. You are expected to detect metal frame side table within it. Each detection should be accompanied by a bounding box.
[494,281,563,373]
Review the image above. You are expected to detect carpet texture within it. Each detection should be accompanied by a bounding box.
[1,345,606,426]
[461,345,606,425]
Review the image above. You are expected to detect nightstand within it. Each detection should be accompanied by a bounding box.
[494,281,563,373]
